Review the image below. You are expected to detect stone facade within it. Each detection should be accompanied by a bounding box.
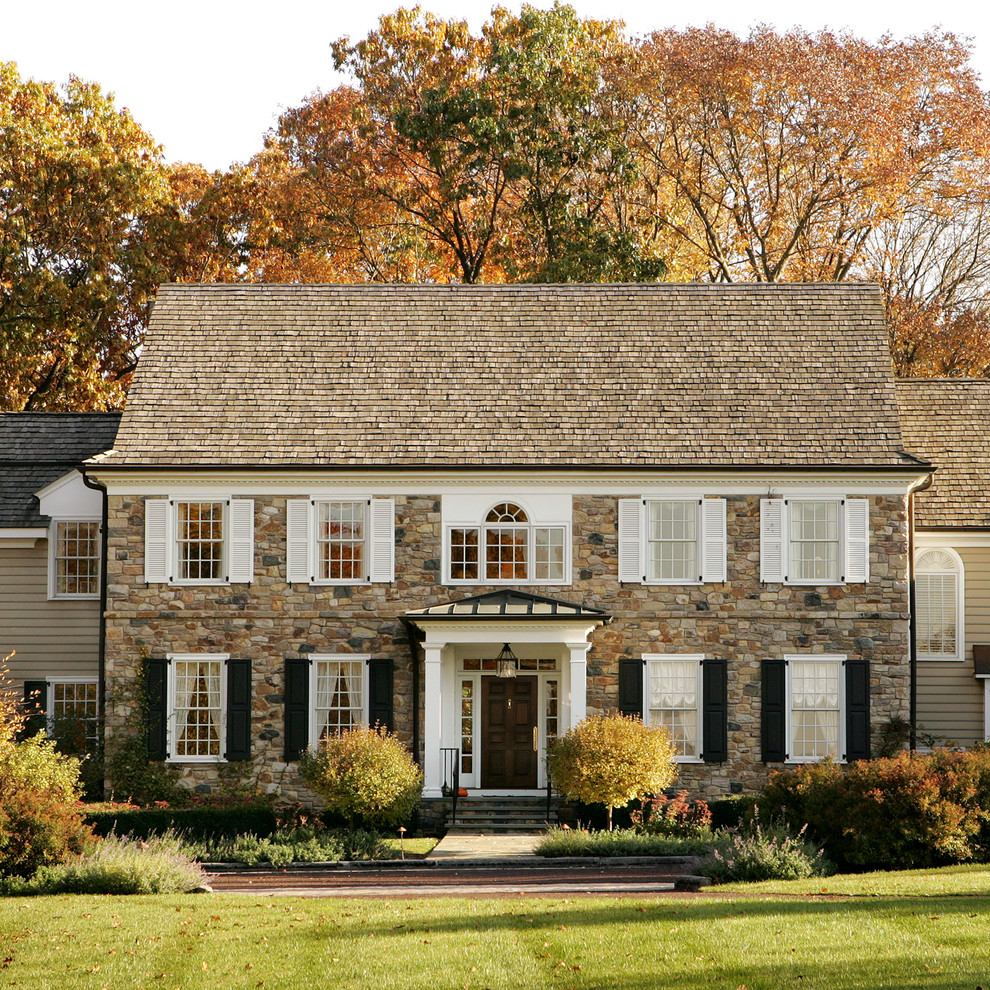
[103,489,910,803]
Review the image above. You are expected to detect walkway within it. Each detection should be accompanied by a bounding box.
[427,832,542,860]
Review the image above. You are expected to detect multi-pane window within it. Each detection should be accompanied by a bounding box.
[176,501,224,582]
[916,549,963,660]
[447,503,567,583]
[789,500,840,583]
[461,680,474,775]
[646,501,698,583]
[172,658,223,759]
[317,501,365,582]
[49,680,99,752]
[52,521,100,597]
[314,658,365,739]
[646,657,702,759]
[788,658,841,762]
[545,680,559,745]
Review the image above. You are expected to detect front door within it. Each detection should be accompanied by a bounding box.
[481,676,538,788]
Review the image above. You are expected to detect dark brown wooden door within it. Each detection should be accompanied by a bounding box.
[481,676,538,788]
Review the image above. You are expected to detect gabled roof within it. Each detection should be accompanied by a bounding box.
[0,413,121,528]
[100,282,915,470]
[403,589,611,621]
[896,380,990,529]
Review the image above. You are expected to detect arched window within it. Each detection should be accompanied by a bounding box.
[916,548,964,660]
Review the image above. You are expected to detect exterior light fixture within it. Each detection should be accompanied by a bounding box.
[494,643,520,679]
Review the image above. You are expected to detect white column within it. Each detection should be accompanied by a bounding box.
[423,645,444,797]
[567,642,590,728]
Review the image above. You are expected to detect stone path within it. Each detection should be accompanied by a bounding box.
[427,833,542,859]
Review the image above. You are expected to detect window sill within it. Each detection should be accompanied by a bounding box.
[49,593,100,601]
[167,756,226,764]
[919,655,964,662]
[674,757,705,765]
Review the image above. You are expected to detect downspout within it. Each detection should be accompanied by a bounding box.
[400,617,422,767]
[907,471,935,752]
[80,469,109,784]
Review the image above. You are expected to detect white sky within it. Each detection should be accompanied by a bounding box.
[3,0,988,172]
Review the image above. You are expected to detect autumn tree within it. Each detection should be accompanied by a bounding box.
[0,63,174,410]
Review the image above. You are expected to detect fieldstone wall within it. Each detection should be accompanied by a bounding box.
[103,490,910,804]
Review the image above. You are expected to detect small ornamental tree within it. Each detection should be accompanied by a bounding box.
[548,714,677,830]
[300,726,423,830]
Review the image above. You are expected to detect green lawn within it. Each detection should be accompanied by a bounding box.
[380,836,437,858]
[3,887,989,989]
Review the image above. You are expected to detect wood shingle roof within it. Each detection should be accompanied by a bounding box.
[101,282,915,469]
[896,380,990,529]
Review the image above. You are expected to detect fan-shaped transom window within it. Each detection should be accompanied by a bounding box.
[487,503,528,523]
[916,548,964,660]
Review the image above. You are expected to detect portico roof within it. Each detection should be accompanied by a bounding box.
[403,589,611,623]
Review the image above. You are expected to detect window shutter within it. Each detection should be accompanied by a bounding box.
[228,499,255,584]
[702,659,728,763]
[144,498,169,583]
[760,499,785,583]
[225,659,252,761]
[286,499,312,584]
[283,657,310,761]
[368,658,394,732]
[22,680,48,739]
[761,658,787,762]
[845,660,871,761]
[701,498,728,583]
[844,499,870,584]
[618,499,643,583]
[369,499,395,583]
[618,658,644,717]
[144,658,168,761]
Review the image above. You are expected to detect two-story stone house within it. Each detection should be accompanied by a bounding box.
[86,283,931,803]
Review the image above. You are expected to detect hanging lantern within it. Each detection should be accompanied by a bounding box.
[494,643,520,679]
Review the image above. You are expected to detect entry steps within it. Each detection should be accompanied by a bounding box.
[444,796,560,835]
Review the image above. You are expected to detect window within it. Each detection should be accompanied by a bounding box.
[446,502,568,584]
[50,520,100,598]
[786,656,843,762]
[49,680,100,752]
[646,656,703,761]
[760,498,870,585]
[618,498,727,584]
[312,656,366,740]
[916,548,964,660]
[170,656,225,760]
[286,498,394,585]
[144,498,254,585]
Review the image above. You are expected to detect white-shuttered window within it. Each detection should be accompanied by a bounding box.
[647,501,698,582]
[177,501,225,582]
[789,500,840,583]
[645,656,703,761]
[317,501,365,582]
[916,548,964,661]
[786,656,844,762]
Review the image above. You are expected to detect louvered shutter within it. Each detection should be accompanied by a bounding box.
[760,499,786,583]
[286,499,312,584]
[702,659,728,763]
[225,659,252,761]
[368,658,394,732]
[845,660,871,761]
[144,498,169,583]
[228,499,255,584]
[761,658,787,762]
[844,499,870,584]
[145,658,168,760]
[22,680,48,739]
[701,498,728,583]
[618,658,644,717]
[618,499,643,583]
[369,499,395,583]
[283,657,310,761]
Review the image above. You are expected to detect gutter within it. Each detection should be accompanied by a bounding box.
[79,468,109,788]
[906,470,936,751]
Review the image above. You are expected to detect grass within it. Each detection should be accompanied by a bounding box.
[380,836,437,858]
[4,885,990,989]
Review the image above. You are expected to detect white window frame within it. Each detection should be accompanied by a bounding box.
[915,547,965,662]
[784,654,846,764]
[644,654,704,764]
[46,677,100,751]
[173,499,227,586]
[787,499,843,586]
[312,500,371,585]
[444,500,571,586]
[167,653,228,763]
[48,518,101,599]
[645,499,703,585]
[308,654,370,743]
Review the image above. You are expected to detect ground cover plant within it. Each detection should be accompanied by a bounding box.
[2,886,990,989]
[535,827,713,858]
[698,823,833,882]
[186,827,391,866]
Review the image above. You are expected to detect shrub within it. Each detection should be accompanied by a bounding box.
[548,714,676,830]
[708,795,759,830]
[698,823,833,883]
[300,726,423,830]
[759,751,990,869]
[85,803,279,841]
[1,833,206,895]
[535,826,714,858]
[187,826,390,865]
[630,790,712,837]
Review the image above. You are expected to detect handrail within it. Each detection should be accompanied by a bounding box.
[440,747,460,824]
